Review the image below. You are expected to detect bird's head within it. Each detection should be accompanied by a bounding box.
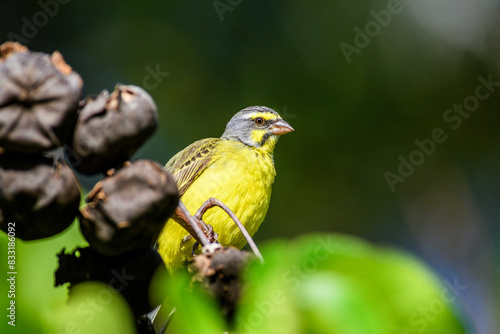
[221,106,294,153]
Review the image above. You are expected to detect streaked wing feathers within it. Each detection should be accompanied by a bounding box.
[165,138,219,196]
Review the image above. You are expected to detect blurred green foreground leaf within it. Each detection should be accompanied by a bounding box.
[157,233,471,334]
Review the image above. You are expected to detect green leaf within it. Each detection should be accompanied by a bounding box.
[50,282,136,334]
[236,233,469,334]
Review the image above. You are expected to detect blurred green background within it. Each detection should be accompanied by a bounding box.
[1,0,499,333]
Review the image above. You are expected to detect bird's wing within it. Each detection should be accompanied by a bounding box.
[165,138,219,197]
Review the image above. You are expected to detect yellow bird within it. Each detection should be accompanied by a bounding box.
[156,106,294,270]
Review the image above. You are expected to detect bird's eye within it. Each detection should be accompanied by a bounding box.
[254,117,265,126]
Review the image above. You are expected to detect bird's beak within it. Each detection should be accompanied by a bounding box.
[270,119,294,135]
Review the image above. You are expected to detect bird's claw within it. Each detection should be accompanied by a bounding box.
[205,223,219,243]
[191,241,200,255]
[181,217,219,255]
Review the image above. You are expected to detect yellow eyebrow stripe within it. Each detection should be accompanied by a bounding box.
[246,112,280,121]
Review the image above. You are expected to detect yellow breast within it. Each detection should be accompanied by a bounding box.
[157,139,276,270]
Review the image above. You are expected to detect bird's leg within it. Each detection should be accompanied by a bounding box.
[182,217,219,256]
[180,234,201,256]
[191,240,200,255]
[175,200,219,258]
[193,198,221,243]
[194,197,263,260]
[175,201,211,247]
[204,223,219,244]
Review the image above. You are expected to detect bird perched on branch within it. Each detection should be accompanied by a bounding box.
[156,106,294,270]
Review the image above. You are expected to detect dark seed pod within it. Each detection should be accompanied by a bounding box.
[67,85,158,175]
[0,42,83,153]
[55,246,166,319]
[79,160,179,255]
[0,153,81,240]
[189,247,253,322]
